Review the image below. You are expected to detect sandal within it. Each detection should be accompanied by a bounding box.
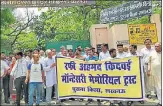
[139,101,144,104]
[127,101,133,106]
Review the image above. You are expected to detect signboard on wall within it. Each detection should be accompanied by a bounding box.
[116,40,129,45]
[128,23,158,45]
[67,45,73,50]
[100,0,152,23]
[96,44,109,53]
[96,44,102,53]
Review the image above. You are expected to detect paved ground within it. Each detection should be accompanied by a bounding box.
[1,91,159,106]
[1,97,159,106]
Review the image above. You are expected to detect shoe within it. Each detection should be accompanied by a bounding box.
[97,99,100,102]
[156,94,158,98]
[36,104,40,106]
[5,100,10,104]
[61,99,66,102]
[43,99,46,102]
[118,102,124,106]
[127,101,133,106]
[88,99,93,102]
[110,103,116,106]
[79,99,83,102]
[146,94,152,99]
[139,101,144,104]
[97,100,101,105]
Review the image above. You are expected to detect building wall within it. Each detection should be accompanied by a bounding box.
[89,14,161,51]
[90,24,110,51]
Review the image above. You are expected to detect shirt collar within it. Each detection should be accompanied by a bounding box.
[102,51,109,54]
[89,55,95,59]
[131,51,137,55]
[145,47,154,51]
[118,52,125,55]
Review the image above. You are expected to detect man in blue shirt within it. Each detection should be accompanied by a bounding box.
[86,49,98,61]
[85,49,98,104]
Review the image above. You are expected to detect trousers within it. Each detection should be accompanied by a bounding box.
[3,75,10,102]
[46,86,52,104]
[29,82,42,105]
[14,76,28,106]
[144,72,155,94]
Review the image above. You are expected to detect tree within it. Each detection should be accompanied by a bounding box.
[1,8,16,53]
[2,0,161,52]
[1,8,16,28]
[31,0,130,42]
[13,32,38,51]
[1,8,37,51]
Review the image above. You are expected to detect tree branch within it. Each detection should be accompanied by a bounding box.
[6,9,35,37]
[6,26,20,36]
[11,16,35,46]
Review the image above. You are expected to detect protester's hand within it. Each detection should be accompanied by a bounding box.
[25,79,28,84]
[50,63,56,68]
[2,71,7,77]
[2,74,6,78]
[42,78,45,84]
[147,70,151,76]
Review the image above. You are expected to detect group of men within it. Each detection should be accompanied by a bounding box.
[0,38,162,106]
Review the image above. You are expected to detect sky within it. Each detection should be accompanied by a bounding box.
[13,7,48,17]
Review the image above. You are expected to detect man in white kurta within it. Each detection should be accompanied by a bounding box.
[140,39,155,97]
[147,43,161,106]
[43,50,56,105]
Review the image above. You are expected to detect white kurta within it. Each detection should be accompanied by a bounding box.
[140,47,155,94]
[140,47,155,70]
[116,52,127,58]
[148,51,161,103]
[99,51,110,60]
[43,57,56,87]
[1,60,10,77]
[148,51,161,89]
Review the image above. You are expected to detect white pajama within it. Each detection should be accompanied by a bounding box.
[46,86,52,104]
[148,51,161,104]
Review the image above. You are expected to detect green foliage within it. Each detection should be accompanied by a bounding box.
[1,8,16,52]
[1,0,161,51]
[14,32,38,50]
[1,8,15,28]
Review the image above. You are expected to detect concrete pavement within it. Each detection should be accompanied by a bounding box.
[1,89,159,106]
[1,97,159,106]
